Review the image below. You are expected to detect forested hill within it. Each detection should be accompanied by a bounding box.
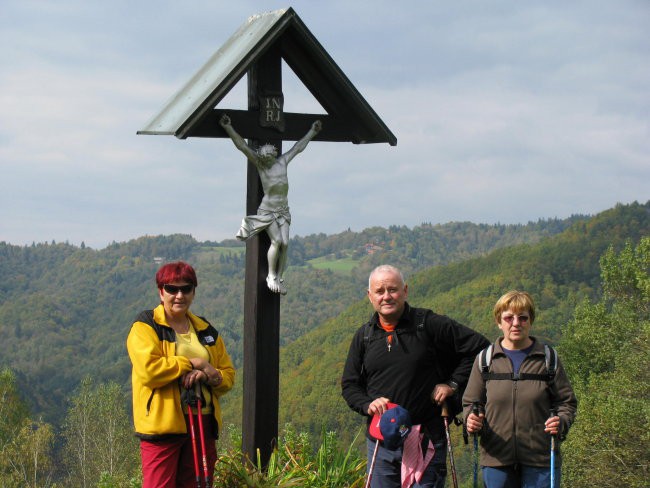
[273,202,650,445]
[0,202,646,427]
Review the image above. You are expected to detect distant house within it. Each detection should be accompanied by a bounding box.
[364,243,384,255]
[153,257,164,264]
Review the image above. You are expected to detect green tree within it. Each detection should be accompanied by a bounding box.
[2,418,56,488]
[62,377,139,487]
[0,368,33,486]
[560,238,650,487]
[0,368,30,450]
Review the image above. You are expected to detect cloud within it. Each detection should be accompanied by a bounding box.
[0,0,648,248]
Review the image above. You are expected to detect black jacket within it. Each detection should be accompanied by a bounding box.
[341,303,489,441]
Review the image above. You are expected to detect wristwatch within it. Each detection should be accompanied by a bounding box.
[446,380,459,393]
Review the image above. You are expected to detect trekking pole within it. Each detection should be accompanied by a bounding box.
[550,408,558,488]
[472,403,483,488]
[441,402,459,488]
[364,439,379,488]
[195,382,210,488]
[185,388,202,488]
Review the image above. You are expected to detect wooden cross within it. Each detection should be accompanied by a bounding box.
[137,8,395,468]
[241,47,284,467]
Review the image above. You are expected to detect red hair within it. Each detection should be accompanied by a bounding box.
[155,261,198,289]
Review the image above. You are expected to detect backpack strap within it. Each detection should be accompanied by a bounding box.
[479,343,557,382]
[415,308,427,339]
[544,344,557,381]
[136,309,155,326]
[135,309,175,342]
[362,321,374,352]
[360,320,376,378]
[479,344,494,375]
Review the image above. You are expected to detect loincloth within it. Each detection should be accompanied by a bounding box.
[236,206,291,240]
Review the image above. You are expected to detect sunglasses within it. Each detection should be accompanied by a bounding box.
[162,284,194,295]
[502,314,530,324]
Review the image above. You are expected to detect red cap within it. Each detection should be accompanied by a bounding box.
[368,402,398,441]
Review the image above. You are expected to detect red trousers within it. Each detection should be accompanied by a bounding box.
[140,415,217,488]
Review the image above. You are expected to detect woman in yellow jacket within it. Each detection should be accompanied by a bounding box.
[127,261,235,488]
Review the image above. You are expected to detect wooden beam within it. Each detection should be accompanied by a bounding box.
[187,110,357,142]
[241,46,282,469]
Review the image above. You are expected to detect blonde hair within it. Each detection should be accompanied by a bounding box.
[493,290,536,324]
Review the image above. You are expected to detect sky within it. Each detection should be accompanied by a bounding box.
[1,0,648,249]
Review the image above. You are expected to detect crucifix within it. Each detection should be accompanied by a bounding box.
[219,113,321,295]
[137,8,396,469]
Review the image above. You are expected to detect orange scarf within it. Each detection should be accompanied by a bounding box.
[379,320,396,351]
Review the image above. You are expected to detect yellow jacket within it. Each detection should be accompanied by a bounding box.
[126,304,235,439]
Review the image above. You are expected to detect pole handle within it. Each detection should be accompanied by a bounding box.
[550,407,558,450]
[471,402,483,437]
[441,402,450,418]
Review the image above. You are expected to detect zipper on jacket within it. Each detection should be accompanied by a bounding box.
[511,351,539,462]
[507,354,520,462]
[146,389,155,416]
[512,379,519,461]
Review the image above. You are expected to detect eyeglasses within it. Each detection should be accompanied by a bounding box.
[501,314,530,324]
[162,284,194,295]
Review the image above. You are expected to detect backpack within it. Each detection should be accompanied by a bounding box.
[478,343,557,382]
[361,308,464,418]
[470,343,559,443]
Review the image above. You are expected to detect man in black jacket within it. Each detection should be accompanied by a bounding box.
[341,265,489,487]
